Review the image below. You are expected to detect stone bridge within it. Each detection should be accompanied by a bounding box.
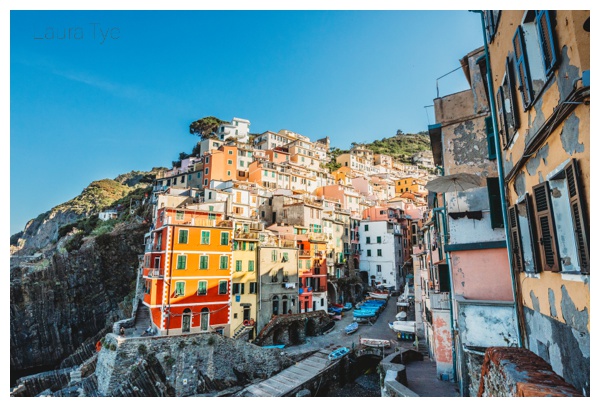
[253,311,333,347]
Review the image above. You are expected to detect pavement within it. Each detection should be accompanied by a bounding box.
[284,296,460,397]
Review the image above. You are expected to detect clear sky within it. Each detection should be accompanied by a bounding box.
[10,9,486,235]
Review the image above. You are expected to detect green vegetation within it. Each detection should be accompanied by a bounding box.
[138,344,147,355]
[363,132,431,164]
[189,116,226,139]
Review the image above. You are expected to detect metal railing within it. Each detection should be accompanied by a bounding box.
[146,268,164,278]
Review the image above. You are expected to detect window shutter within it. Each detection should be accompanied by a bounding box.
[505,57,520,135]
[508,205,524,273]
[485,116,497,160]
[564,160,589,274]
[522,193,540,272]
[496,87,508,146]
[487,177,503,229]
[513,26,533,109]
[536,11,557,76]
[532,182,560,271]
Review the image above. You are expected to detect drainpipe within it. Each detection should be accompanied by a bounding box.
[470,10,522,348]
[432,203,457,383]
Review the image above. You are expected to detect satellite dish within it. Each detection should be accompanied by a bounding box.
[130,209,135,215]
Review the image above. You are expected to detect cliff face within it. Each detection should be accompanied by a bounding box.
[10,219,147,378]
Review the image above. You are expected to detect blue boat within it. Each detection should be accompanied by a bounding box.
[262,344,285,349]
[353,309,377,318]
[328,347,350,361]
[328,306,342,315]
[345,322,358,335]
[343,302,353,311]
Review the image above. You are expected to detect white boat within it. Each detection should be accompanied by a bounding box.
[367,292,389,299]
[388,320,416,334]
[395,311,407,321]
[359,338,391,348]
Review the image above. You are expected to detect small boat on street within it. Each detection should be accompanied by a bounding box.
[345,322,358,335]
[262,344,286,349]
[367,292,389,300]
[388,320,416,334]
[342,303,353,311]
[359,338,391,348]
[328,347,350,361]
[353,309,377,318]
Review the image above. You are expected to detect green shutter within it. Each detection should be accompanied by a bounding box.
[198,281,207,295]
[177,255,187,269]
[236,260,242,271]
[487,177,504,229]
[220,256,228,269]
[485,116,497,160]
[221,232,229,245]
[248,260,254,272]
[200,256,208,269]
[175,282,185,296]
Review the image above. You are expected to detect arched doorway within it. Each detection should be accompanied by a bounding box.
[272,296,279,316]
[282,295,289,315]
[182,308,192,333]
[200,307,209,331]
[327,282,338,304]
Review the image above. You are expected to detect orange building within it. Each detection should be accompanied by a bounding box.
[200,145,240,187]
[142,205,233,336]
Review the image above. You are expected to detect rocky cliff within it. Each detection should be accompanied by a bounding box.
[10,169,163,385]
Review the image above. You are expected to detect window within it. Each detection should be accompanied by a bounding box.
[364,224,369,231]
[178,229,188,244]
[227,160,233,165]
[487,178,504,229]
[367,249,371,257]
[282,252,289,262]
[208,213,216,220]
[219,255,229,269]
[197,281,207,295]
[377,249,382,256]
[236,260,242,271]
[228,150,233,155]
[497,58,520,148]
[366,237,371,244]
[484,10,501,43]
[199,255,208,269]
[513,11,558,110]
[175,281,185,296]
[376,265,382,273]
[200,308,209,331]
[485,116,496,160]
[176,211,184,220]
[249,282,257,294]
[248,260,255,272]
[271,250,277,262]
[218,280,228,295]
[376,236,382,244]
[306,260,311,269]
[201,231,210,244]
[176,255,186,269]
[220,232,229,245]
[233,283,242,295]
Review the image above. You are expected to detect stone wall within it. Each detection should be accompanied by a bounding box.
[477,347,582,397]
[96,332,295,396]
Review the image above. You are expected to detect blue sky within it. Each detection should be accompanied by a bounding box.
[10,10,485,235]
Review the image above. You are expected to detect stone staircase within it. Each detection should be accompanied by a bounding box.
[130,302,153,337]
[232,324,253,340]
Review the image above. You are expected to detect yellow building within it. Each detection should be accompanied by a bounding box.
[485,10,589,395]
[395,176,427,196]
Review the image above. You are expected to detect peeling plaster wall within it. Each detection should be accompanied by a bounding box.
[456,301,518,348]
[523,307,590,396]
[451,249,512,301]
[432,310,453,379]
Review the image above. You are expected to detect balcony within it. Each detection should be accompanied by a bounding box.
[298,250,312,257]
[430,292,451,310]
[307,232,328,242]
[234,231,260,240]
[146,268,164,279]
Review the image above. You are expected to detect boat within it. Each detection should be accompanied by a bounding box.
[353,309,377,318]
[262,344,285,349]
[332,314,342,321]
[342,303,353,311]
[367,292,389,299]
[328,347,350,361]
[395,311,407,321]
[345,322,358,335]
[328,306,342,315]
[331,303,344,309]
[360,338,391,348]
[388,320,416,334]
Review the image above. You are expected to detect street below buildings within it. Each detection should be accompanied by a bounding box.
[283,295,460,397]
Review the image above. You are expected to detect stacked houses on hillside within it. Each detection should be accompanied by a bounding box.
[140,118,432,341]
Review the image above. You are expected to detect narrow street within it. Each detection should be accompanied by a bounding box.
[283,296,460,397]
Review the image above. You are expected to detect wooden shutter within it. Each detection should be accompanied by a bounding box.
[508,205,524,273]
[522,193,540,272]
[496,88,508,146]
[564,160,590,274]
[505,57,520,137]
[513,26,533,109]
[485,116,497,159]
[487,177,503,229]
[532,182,560,271]
[536,11,557,76]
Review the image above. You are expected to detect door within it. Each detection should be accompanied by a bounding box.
[243,306,251,322]
[182,310,191,333]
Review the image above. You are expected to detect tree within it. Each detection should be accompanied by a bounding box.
[189,116,226,139]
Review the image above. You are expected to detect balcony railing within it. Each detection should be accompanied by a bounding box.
[146,268,164,278]
[430,292,451,310]
[298,250,311,257]
[234,231,260,240]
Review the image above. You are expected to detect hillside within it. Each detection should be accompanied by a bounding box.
[365,131,431,164]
